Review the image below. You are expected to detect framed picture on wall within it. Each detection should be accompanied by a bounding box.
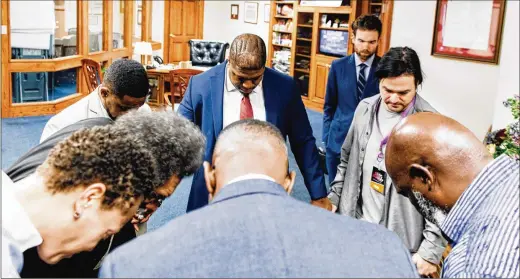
[264,4,270,23]
[244,2,258,24]
[231,4,239,20]
[431,0,506,64]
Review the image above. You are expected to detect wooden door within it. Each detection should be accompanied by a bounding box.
[310,55,337,106]
[164,0,204,63]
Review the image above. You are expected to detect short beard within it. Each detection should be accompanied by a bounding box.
[411,190,448,227]
[354,46,375,61]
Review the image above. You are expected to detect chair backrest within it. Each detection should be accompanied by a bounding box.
[168,68,203,102]
[188,40,229,67]
[81,58,103,93]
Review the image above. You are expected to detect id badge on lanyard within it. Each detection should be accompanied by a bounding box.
[370,97,416,195]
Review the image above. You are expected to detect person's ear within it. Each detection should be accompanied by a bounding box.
[409,163,435,192]
[351,33,356,43]
[203,161,216,201]
[282,171,296,195]
[73,183,106,219]
[99,86,110,99]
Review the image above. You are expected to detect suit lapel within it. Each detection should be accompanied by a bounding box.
[211,62,226,136]
[262,69,278,126]
[363,56,379,96]
[347,55,357,97]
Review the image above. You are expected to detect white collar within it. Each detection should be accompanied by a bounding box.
[225,65,263,94]
[225,173,275,186]
[1,172,43,253]
[354,53,376,68]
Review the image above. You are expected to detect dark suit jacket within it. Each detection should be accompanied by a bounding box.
[6,118,136,278]
[100,179,419,278]
[322,54,380,156]
[178,62,326,211]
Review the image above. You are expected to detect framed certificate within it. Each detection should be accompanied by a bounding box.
[431,0,506,64]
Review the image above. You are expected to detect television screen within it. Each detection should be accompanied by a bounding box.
[319,29,348,57]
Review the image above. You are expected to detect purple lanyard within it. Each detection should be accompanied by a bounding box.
[376,96,416,162]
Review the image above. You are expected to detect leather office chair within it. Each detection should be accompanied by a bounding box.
[188,40,229,67]
[81,58,103,93]
[164,69,203,107]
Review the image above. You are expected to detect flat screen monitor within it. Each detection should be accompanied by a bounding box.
[319,29,348,57]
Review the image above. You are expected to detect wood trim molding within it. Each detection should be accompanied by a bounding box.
[1,0,141,118]
[163,0,171,62]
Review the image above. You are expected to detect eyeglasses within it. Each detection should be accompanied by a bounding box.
[135,192,167,221]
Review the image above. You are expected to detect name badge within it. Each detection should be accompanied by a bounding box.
[370,166,386,194]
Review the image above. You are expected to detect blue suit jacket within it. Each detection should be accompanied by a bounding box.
[178,62,326,210]
[100,179,418,278]
[322,54,380,156]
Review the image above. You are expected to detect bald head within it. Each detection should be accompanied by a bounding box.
[229,34,267,70]
[204,120,295,199]
[385,112,492,211]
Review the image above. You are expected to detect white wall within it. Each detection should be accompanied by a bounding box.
[151,0,165,57]
[203,1,270,51]
[491,0,519,130]
[390,1,518,140]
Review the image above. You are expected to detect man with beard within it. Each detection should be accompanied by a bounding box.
[327,47,447,277]
[385,112,520,278]
[322,14,382,180]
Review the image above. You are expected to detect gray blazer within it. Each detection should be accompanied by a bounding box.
[100,179,418,278]
[328,94,447,264]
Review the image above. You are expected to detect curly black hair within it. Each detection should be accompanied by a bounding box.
[375,46,424,88]
[103,59,149,99]
[38,126,157,213]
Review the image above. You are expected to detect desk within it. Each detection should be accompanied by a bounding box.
[146,66,209,107]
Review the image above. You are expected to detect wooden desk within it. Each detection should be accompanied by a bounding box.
[146,66,209,107]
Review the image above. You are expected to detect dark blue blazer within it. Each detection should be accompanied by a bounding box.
[322,54,380,156]
[178,62,327,210]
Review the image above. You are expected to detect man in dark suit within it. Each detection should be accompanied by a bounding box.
[179,33,332,212]
[322,15,383,180]
[99,119,418,278]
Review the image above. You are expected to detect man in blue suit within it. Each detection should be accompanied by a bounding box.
[99,120,418,278]
[322,15,382,180]
[179,33,332,212]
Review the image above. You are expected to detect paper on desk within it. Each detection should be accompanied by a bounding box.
[442,1,492,51]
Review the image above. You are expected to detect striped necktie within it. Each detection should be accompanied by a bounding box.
[357,63,368,102]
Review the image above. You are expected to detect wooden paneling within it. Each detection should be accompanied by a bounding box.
[1,0,10,117]
[0,0,139,118]
[164,0,204,63]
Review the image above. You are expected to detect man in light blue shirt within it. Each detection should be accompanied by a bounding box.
[385,112,520,278]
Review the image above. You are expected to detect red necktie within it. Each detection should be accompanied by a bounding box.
[240,94,254,120]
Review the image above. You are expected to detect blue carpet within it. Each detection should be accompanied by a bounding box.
[1,109,327,232]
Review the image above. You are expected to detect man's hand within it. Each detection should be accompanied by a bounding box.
[412,253,438,277]
[310,197,333,212]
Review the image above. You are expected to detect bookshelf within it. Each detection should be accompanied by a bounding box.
[268,0,358,111]
[267,0,393,111]
[268,1,297,76]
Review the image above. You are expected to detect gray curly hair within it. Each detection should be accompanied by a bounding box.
[113,110,206,187]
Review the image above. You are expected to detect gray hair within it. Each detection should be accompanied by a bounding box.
[114,110,206,186]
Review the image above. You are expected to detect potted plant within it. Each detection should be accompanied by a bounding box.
[485,95,520,161]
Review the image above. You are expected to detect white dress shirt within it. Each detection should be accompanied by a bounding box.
[223,66,266,128]
[354,53,376,80]
[226,173,276,186]
[40,88,152,143]
[2,172,43,278]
